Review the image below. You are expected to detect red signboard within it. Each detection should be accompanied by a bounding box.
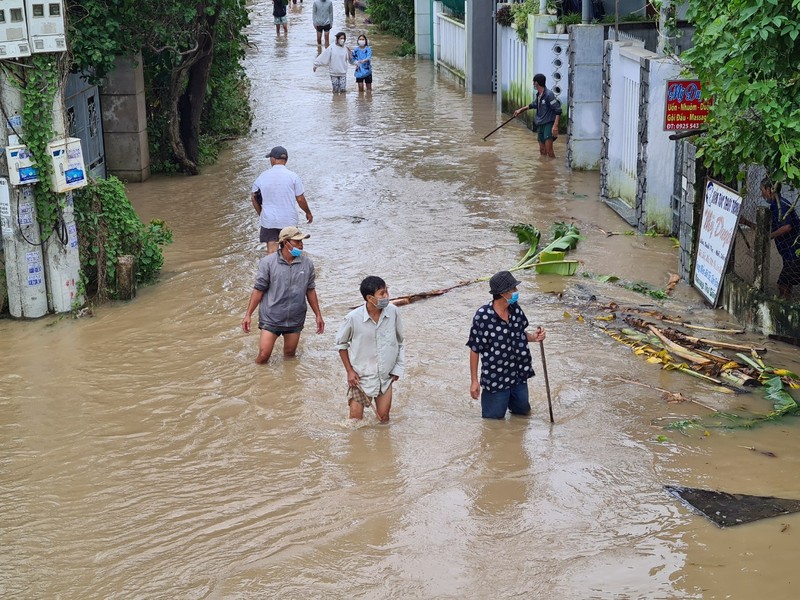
[664,80,712,131]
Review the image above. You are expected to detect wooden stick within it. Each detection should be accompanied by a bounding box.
[482,114,516,141]
[614,377,718,412]
[660,318,745,334]
[539,341,554,424]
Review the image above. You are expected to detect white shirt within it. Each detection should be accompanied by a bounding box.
[251,164,305,230]
[335,303,406,397]
[314,44,350,77]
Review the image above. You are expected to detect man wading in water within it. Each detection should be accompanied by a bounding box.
[467,271,546,419]
[241,227,325,364]
[513,73,562,158]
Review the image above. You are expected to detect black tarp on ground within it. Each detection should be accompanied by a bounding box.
[665,485,800,527]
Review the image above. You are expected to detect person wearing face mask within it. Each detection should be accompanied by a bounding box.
[467,270,546,419]
[242,227,325,365]
[350,34,372,92]
[335,276,406,423]
[313,31,351,93]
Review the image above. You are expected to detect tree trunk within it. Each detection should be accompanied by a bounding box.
[180,26,216,166]
[166,11,219,175]
[168,60,199,175]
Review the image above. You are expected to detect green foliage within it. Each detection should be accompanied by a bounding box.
[512,0,539,43]
[510,221,582,271]
[66,0,137,80]
[72,177,173,299]
[367,0,415,43]
[68,0,252,173]
[8,55,61,235]
[395,42,416,57]
[683,0,800,187]
[624,281,670,299]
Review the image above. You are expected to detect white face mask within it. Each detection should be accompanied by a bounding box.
[337,38,345,46]
[358,40,366,48]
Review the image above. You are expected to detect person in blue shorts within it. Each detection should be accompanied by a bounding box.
[467,271,547,419]
[273,0,288,36]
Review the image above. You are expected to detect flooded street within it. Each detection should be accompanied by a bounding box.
[3,4,800,599]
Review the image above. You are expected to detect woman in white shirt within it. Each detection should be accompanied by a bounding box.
[313,31,351,93]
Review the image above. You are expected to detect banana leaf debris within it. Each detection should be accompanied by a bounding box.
[579,301,800,429]
[664,485,800,527]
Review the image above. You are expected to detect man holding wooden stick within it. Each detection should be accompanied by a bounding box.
[467,271,546,419]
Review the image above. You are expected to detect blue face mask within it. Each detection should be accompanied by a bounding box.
[289,244,302,257]
[507,291,519,305]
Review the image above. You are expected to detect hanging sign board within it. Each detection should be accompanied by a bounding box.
[664,80,712,131]
[0,178,12,238]
[693,179,742,306]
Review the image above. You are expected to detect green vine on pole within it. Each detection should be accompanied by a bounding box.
[9,54,61,236]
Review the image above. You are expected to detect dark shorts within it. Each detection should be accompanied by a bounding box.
[537,122,555,143]
[258,323,304,335]
[259,227,281,243]
[356,74,373,84]
[778,259,800,287]
[315,24,332,32]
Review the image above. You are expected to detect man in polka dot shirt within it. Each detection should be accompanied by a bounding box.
[467,271,547,419]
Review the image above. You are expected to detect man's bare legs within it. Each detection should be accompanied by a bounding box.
[348,385,393,423]
[256,331,301,363]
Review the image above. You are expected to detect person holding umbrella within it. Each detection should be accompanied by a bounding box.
[467,271,547,419]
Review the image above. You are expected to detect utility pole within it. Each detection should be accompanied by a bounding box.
[0,78,48,318]
[0,0,83,317]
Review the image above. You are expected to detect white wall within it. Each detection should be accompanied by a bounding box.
[642,57,683,231]
[606,41,645,206]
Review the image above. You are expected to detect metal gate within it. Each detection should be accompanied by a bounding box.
[64,73,106,179]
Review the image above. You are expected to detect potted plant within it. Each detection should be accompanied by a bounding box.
[546,0,559,15]
[555,22,566,34]
[562,12,582,27]
[547,18,557,34]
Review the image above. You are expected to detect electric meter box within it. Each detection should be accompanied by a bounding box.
[0,0,31,58]
[25,0,65,53]
[5,144,39,185]
[48,138,87,193]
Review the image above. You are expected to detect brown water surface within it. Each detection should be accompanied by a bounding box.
[2,5,800,599]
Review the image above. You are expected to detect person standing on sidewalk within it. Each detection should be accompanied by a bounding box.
[312,0,333,47]
[344,0,356,19]
[313,32,351,93]
[251,146,313,254]
[273,0,289,36]
[467,271,547,419]
[513,73,562,158]
[241,226,325,365]
[761,177,800,299]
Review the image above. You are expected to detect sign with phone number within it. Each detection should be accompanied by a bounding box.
[664,80,712,131]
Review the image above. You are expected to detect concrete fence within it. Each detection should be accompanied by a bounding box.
[433,2,467,81]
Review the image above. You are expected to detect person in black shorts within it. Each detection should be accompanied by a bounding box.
[312,0,333,46]
[350,34,373,92]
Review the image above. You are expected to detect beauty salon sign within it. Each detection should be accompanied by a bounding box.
[693,179,742,306]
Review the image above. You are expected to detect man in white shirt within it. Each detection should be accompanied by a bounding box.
[335,276,406,423]
[251,146,313,254]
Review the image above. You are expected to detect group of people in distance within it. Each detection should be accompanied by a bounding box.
[243,146,548,423]
[271,0,373,94]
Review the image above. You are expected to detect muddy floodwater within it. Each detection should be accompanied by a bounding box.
[2,5,800,600]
